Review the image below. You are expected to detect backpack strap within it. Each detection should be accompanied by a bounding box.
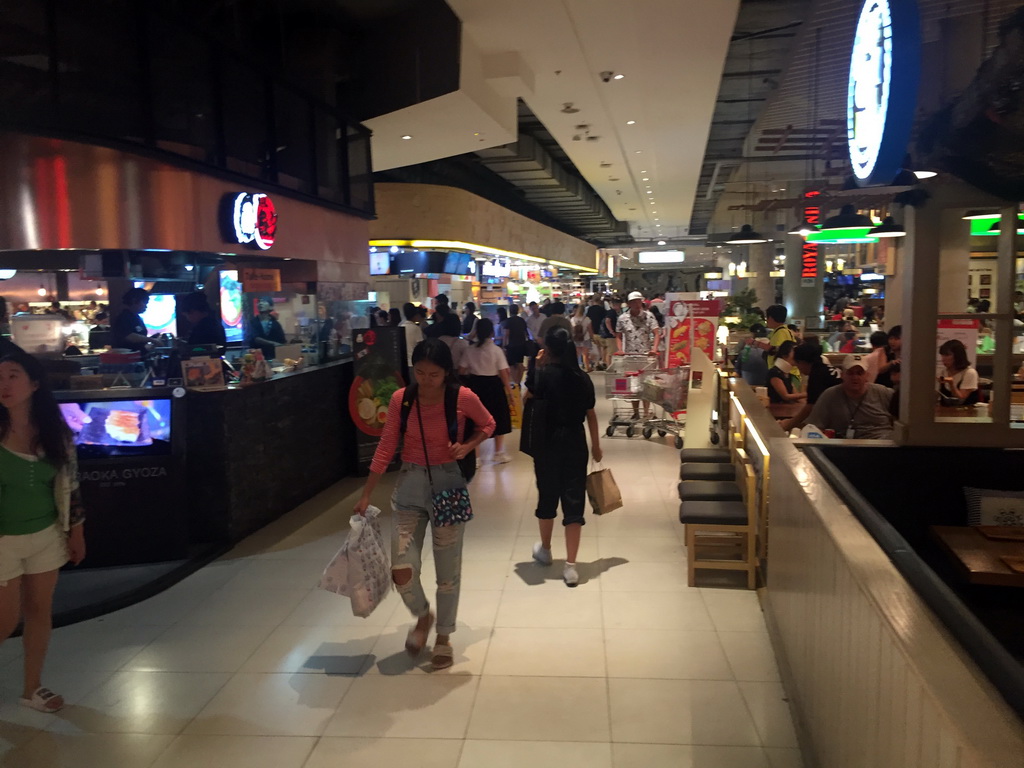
[399,383,418,436]
[444,384,461,443]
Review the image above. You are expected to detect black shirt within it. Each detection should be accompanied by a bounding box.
[111,309,148,351]
[806,360,841,404]
[586,305,606,336]
[767,366,793,403]
[601,308,619,338]
[188,315,227,348]
[525,364,596,430]
[505,316,528,346]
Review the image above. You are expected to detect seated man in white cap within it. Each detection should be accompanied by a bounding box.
[615,291,661,419]
[807,355,895,439]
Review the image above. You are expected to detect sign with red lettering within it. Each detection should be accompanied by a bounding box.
[801,191,820,286]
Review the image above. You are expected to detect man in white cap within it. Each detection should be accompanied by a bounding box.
[616,291,661,420]
[807,355,894,439]
[616,291,661,357]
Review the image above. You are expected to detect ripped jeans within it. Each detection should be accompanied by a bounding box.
[391,462,467,635]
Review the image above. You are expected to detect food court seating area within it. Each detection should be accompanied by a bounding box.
[804,443,1024,718]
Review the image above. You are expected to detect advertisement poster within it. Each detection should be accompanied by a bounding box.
[936,319,979,375]
[664,294,723,368]
[350,326,405,474]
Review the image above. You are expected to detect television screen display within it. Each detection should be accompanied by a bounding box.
[60,399,172,458]
[393,251,427,274]
[443,252,474,275]
[219,270,245,343]
[369,251,391,275]
[140,294,177,338]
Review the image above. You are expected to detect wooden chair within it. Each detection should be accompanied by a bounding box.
[680,450,757,589]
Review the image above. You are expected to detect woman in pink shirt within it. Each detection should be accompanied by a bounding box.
[354,339,494,670]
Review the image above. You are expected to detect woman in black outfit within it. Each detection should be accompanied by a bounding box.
[525,327,603,587]
[461,302,478,336]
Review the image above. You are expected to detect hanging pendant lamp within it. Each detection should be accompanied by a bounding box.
[788,218,819,236]
[726,224,769,245]
[821,204,872,230]
[867,216,906,238]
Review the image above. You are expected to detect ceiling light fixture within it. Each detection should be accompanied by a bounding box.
[635,150,643,154]
[642,177,649,181]
[401,135,412,140]
[626,120,636,125]
[788,218,820,236]
[726,224,769,245]
[820,203,872,230]
[613,73,625,80]
[868,216,907,238]
[658,240,667,245]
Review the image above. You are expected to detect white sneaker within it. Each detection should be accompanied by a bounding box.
[563,562,579,587]
[532,542,552,566]
[493,452,512,464]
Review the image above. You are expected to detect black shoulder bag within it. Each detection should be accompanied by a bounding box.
[519,368,549,458]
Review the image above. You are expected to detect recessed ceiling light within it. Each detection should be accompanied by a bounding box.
[642,177,649,181]
[401,135,412,140]
[646,191,653,195]
[650,202,655,205]
[658,240,666,245]
[613,74,625,80]
[654,218,660,221]
[626,120,636,125]
[635,150,642,154]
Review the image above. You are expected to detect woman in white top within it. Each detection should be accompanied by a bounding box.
[437,314,468,372]
[938,339,979,405]
[460,318,513,463]
[569,304,594,372]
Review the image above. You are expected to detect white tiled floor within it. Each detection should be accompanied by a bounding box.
[0,389,803,767]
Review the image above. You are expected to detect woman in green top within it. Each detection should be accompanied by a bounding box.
[0,354,86,713]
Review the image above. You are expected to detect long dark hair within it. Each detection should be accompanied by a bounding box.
[939,338,970,372]
[0,354,72,467]
[474,318,494,347]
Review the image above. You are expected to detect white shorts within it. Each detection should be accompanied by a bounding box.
[0,524,69,585]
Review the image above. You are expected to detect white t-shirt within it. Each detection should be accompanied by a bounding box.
[399,320,424,367]
[461,339,509,376]
[946,366,979,392]
[440,335,468,370]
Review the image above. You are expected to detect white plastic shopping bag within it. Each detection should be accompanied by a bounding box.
[319,506,391,618]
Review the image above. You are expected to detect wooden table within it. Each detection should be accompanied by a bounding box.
[929,526,1024,588]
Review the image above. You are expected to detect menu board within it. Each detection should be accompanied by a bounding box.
[349,326,405,474]
[664,294,723,368]
[219,270,245,343]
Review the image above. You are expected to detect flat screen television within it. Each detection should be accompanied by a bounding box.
[140,294,177,337]
[60,398,173,458]
[443,252,474,275]
[219,270,245,343]
[369,251,391,275]
[393,251,427,274]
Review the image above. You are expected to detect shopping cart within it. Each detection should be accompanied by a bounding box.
[639,366,689,449]
[604,354,658,438]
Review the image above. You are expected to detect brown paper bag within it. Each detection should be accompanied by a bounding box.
[586,466,623,515]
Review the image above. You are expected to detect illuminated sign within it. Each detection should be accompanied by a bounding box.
[481,259,511,278]
[847,0,920,186]
[231,193,278,250]
[801,192,820,285]
[638,250,684,264]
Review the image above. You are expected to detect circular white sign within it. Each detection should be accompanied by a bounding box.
[847,0,893,182]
